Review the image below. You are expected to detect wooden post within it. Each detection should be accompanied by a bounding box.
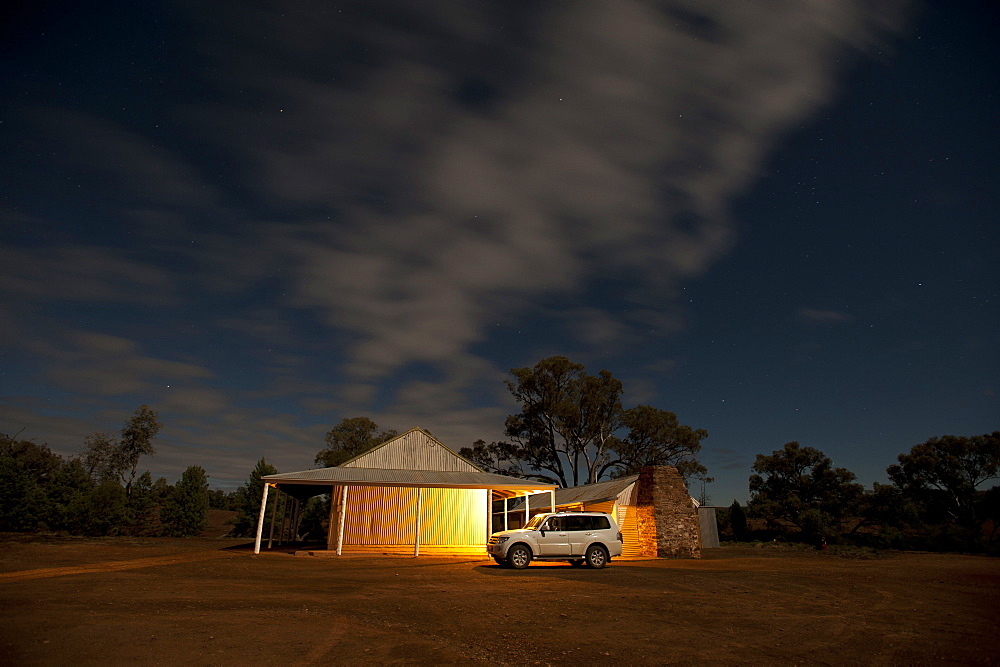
[503,496,508,531]
[550,489,555,512]
[278,495,287,544]
[327,486,338,550]
[414,488,423,557]
[253,483,270,554]
[525,492,530,526]
[275,494,286,545]
[291,497,302,541]
[284,497,295,542]
[486,489,493,543]
[336,486,348,556]
[266,490,279,548]
[290,497,299,540]
[279,496,293,545]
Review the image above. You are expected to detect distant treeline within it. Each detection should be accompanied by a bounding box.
[718,434,1000,554]
[0,406,257,538]
[0,405,319,540]
[2,400,997,555]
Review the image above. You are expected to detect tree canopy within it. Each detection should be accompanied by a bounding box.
[118,405,162,494]
[161,465,210,537]
[81,405,162,496]
[748,441,863,540]
[315,417,398,467]
[887,432,1000,527]
[231,457,279,537]
[501,356,622,486]
[618,405,709,480]
[728,500,748,541]
[460,356,708,487]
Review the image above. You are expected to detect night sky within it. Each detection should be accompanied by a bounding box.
[2,1,997,503]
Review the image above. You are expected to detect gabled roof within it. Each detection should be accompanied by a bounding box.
[339,427,483,472]
[556,474,640,505]
[262,427,556,499]
[508,474,639,510]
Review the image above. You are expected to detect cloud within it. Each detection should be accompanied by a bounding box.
[30,109,218,212]
[0,109,232,309]
[28,331,214,397]
[178,0,906,386]
[0,396,109,453]
[706,446,752,472]
[798,308,855,324]
[1,1,911,484]
[0,244,177,304]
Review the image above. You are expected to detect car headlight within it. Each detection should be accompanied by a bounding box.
[495,536,510,544]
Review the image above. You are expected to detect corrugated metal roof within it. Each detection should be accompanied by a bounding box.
[508,474,640,509]
[263,466,557,490]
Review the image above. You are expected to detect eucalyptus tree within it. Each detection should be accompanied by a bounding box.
[81,405,162,496]
[502,356,624,487]
[748,441,863,541]
[462,356,709,488]
[887,432,1000,527]
[616,405,709,481]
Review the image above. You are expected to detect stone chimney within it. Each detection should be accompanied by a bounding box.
[635,466,702,558]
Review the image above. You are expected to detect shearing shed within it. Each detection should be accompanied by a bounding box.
[254,428,556,556]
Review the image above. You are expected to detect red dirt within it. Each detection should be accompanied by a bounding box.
[1,535,997,665]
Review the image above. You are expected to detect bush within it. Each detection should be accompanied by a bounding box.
[64,481,129,536]
[297,495,330,542]
[124,471,162,536]
[0,457,45,531]
[161,466,209,537]
[231,458,278,537]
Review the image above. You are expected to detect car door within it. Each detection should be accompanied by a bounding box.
[536,517,571,555]
[568,516,610,556]
[566,516,591,556]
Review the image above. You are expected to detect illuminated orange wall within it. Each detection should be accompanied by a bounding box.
[340,486,488,546]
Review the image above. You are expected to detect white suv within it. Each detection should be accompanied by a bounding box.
[486,511,623,569]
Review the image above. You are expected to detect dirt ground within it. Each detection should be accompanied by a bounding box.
[1,535,998,665]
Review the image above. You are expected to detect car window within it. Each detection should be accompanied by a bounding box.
[569,515,610,530]
[534,514,613,531]
[590,516,611,530]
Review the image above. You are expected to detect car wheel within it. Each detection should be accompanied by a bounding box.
[585,544,608,569]
[568,559,585,567]
[507,544,532,569]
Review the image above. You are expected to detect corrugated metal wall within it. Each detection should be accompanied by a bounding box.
[616,505,642,557]
[343,430,478,472]
[616,482,642,557]
[698,507,720,548]
[583,499,614,515]
[418,488,487,545]
[343,486,417,545]
[341,486,487,546]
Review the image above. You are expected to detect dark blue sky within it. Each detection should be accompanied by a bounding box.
[1,1,996,502]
